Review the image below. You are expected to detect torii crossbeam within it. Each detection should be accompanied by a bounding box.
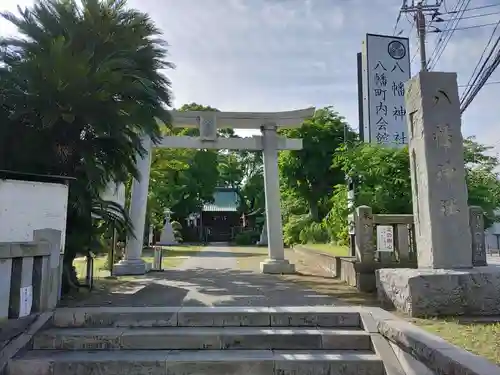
[114,107,315,276]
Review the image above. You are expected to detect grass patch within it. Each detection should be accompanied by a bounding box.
[303,243,350,257]
[413,318,500,364]
[73,244,202,280]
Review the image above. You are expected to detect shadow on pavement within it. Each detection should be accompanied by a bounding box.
[60,267,380,308]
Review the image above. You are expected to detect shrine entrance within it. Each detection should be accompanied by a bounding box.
[113,108,315,276]
[201,187,241,243]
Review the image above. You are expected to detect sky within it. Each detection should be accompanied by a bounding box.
[1,0,500,147]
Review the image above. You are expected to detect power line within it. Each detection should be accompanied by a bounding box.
[430,21,500,32]
[393,9,403,36]
[457,10,500,20]
[427,0,465,69]
[461,18,500,99]
[428,0,472,70]
[460,39,500,113]
[458,3,500,12]
[458,80,500,87]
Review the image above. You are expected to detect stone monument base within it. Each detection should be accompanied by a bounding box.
[113,259,152,276]
[376,267,500,317]
[260,258,296,274]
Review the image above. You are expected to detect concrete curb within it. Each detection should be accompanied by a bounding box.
[292,245,339,276]
[366,307,500,375]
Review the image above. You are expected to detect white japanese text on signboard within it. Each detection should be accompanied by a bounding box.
[362,34,411,147]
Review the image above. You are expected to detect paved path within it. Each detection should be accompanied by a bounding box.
[487,254,500,265]
[64,244,347,308]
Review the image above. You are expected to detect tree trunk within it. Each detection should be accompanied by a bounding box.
[61,251,81,295]
[308,200,320,222]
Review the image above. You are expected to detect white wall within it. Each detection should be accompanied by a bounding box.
[0,179,68,249]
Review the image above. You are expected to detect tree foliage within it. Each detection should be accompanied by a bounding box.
[325,138,500,245]
[148,103,220,229]
[279,107,356,221]
[0,0,172,292]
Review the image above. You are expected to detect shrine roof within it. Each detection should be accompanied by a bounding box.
[202,188,239,212]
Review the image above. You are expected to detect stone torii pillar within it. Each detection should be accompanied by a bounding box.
[114,108,315,276]
[114,136,153,275]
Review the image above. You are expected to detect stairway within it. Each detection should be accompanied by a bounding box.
[8,306,397,375]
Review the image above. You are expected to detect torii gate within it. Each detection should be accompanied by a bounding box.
[113,107,315,276]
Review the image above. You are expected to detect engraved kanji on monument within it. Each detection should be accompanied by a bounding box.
[469,206,487,266]
[405,72,472,269]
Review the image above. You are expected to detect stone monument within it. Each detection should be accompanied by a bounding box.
[157,209,177,246]
[376,71,500,317]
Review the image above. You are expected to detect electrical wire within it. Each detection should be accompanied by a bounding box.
[393,9,403,36]
[457,3,500,12]
[460,19,500,101]
[427,0,465,68]
[460,42,500,113]
[458,10,500,20]
[431,21,500,32]
[428,0,472,70]
[458,80,500,87]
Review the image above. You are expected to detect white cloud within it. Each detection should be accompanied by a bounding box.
[1,0,499,148]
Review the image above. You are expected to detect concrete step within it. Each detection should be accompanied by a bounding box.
[34,327,372,351]
[52,306,362,328]
[9,350,385,375]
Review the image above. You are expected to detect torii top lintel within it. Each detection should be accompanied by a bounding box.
[169,107,315,129]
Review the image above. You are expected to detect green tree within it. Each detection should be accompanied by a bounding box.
[333,143,412,214]
[148,103,221,227]
[239,151,265,214]
[218,152,244,189]
[327,138,500,245]
[279,107,356,221]
[0,0,172,291]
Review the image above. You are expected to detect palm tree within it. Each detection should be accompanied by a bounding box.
[0,0,173,291]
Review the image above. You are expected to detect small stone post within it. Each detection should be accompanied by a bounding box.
[469,206,487,266]
[33,229,63,309]
[354,206,374,263]
[405,71,472,269]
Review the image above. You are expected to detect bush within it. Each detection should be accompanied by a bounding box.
[171,220,183,242]
[283,214,313,246]
[171,220,182,231]
[323,185,350,246]
[235,230,260,245]
[299,221,329,244]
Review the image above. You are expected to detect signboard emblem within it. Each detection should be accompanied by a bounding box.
[388,40,406,60]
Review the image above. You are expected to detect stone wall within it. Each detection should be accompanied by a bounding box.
[295,205,487,293]
[0,229,63,320]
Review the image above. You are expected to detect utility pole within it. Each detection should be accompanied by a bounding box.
[400,1,441,71]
